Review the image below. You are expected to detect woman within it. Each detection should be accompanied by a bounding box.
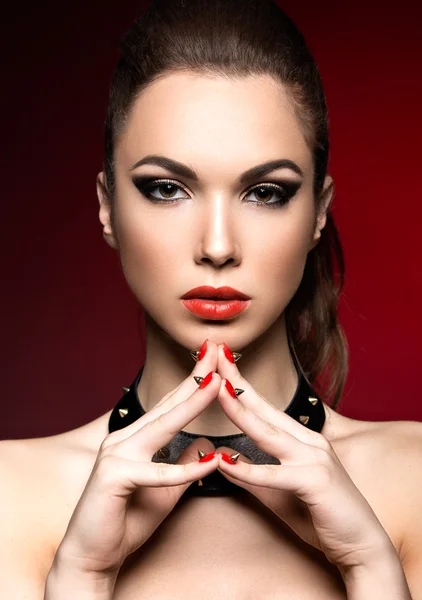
[2,0,421,598]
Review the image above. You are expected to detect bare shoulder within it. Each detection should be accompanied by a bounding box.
[342,416,422,596]
[0,420,106,596]
[0,408,110,498]
[0,420,107,524]
[366,418,422,559]
[327,406,422,488]
[326,406,422,559]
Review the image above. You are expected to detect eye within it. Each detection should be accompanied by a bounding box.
[132,178,189,203]
[132,177,301,209]
[243,182,299,209]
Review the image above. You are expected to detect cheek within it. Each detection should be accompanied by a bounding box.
[249,206,314,296]
[114,206,183,299]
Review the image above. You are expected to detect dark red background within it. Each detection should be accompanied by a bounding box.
[2,1,421,440]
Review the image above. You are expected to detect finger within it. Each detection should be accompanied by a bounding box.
[132,438,218,506]
[214,445,261,495]
[94,449,220,494]
[217,378,309,461]
[217,456,314,495]
[217,344,325,447]
[104,339,220,447]
[124,438,219,548]
[116,371,222,459]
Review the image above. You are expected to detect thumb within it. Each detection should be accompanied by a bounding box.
[139,439,217,517]
[215,445,257,495]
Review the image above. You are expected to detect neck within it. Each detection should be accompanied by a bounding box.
[137,313,299,436]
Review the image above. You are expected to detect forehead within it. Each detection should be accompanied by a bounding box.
[119,71,312,172]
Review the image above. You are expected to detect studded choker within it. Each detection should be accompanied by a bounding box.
[108,351,325,497]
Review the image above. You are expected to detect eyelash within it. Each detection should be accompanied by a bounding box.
[131,177,300,209]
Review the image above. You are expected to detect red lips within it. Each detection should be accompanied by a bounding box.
[181,286,250,300]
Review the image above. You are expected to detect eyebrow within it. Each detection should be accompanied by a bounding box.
[129,155,304,183]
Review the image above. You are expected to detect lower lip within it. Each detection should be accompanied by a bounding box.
[181,299,250,319]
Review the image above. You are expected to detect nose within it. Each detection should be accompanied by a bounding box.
[195,194,241,267]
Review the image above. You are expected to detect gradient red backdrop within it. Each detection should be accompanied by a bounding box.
[2,1,421,440]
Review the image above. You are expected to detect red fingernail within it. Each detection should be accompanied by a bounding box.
[225,379,237,398]
[199,371,214,389]
[221,452,236,464]
[198,339,208,361]
[223,342,235,363]
[199,451,216,463]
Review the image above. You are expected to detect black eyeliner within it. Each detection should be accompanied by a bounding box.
[131,175,302,208]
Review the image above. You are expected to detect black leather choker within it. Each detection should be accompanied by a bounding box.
[109,354,326,497]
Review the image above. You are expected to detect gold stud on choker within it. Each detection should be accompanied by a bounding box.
[118,387,130,417]
[108,356,327,455]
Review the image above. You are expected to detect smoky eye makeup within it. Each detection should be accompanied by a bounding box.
[131,175,302,210]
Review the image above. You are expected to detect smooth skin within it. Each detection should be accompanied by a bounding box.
[46,343,223,594]
[1,72,422,599]
[97,71,332,434]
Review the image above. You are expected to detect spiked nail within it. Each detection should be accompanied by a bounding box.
[194,371,213,388]
[198,371,213,389]
[225,379,244,399]
[190,339,208,362]
[223,343,235,363]
[222,343,243,363]
[221,452,237,464]
[230,452,240,463]
[198,448,206,485]
[199,451,217,463]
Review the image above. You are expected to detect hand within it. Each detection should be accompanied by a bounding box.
[213,343,392,571]
[54,343,223,579]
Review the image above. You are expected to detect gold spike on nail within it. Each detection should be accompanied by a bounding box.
[230,452,240,463]
[157,448,167,458]
[190,350,200,362]
[122,386,130,393]
[193,376,204,385]
[299,415,310,425]
[234,388,245,396]
[197,448,207,486]
[308,396,318,405]
[232,352,243,362]
[119,408,129,418]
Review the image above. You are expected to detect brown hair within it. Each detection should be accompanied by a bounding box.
[102,0,348,410]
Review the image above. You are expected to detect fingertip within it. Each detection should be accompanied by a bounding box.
[198,450,217,463]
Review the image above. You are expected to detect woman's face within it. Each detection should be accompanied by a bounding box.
[97,71,332,350]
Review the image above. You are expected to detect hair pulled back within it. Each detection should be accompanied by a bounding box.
[102,0,348,409]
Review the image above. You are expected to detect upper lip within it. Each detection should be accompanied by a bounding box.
[181,286,251,300]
